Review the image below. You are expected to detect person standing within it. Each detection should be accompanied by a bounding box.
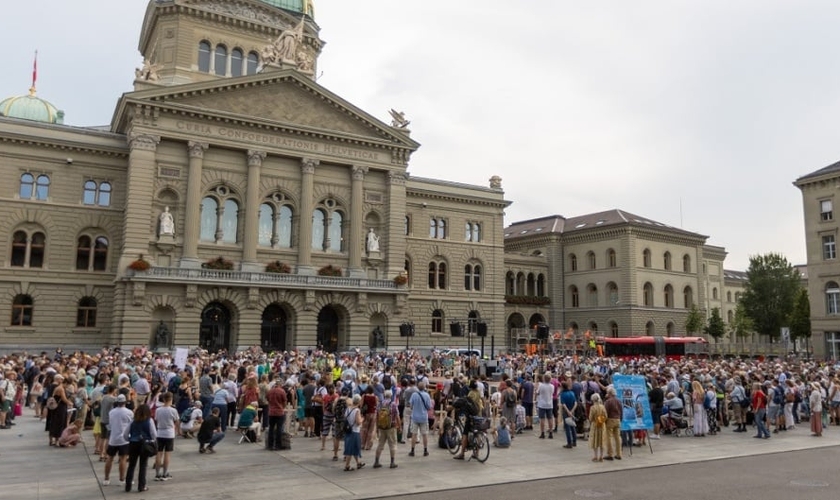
[519,374,535,430]
[198,369,214,419]
[153,392,179,481]
[211,383,230,432]
[361,385,378,450]
[266,382,287,450]
[98,384,117,461]
[648,378,664,439]
[124,404,157,493]
[343,394,365,471]
[373,389,400,469]
[603,388,622,460]
[103,394,132,486]
[809,382,823,437]
[536,374,554,439]
[752,382,770,439]
[408,381,432,457]
[730,377,748,432]
[588,394,607,462]
[559,381,578,448]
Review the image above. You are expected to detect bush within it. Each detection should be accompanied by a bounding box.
[317,264,342,277]
[265,261,292,274]
[203,256,234,270]
[128,255,150,271]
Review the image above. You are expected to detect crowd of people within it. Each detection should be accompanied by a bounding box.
[1,344,839,489]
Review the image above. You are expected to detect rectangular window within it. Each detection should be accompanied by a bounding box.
[823,235,836,260]
[828,291,840,315]
[821,200,833,221]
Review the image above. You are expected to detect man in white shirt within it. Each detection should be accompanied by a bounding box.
[153,392,180,481]
[103,395,133,486]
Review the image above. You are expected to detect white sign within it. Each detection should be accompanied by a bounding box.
[174,347,188,370]
[780,327,790,342]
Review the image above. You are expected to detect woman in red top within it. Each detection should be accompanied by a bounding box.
[361,386,379,450]
[751,382,770,439]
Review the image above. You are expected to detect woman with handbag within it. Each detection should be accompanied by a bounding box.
[124,404,157,493]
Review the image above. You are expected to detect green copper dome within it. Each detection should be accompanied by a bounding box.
[0,89,64,124]
[258,0,314,17]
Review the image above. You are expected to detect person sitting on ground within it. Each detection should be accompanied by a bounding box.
[59,419,84,447]
[492,417,511,448]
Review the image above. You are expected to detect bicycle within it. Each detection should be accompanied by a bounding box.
[444,415,489,463]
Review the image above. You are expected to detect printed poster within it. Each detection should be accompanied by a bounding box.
[174,347,188,370]
[612,374,654,431]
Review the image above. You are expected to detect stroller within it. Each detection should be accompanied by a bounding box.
[661,407,693,437]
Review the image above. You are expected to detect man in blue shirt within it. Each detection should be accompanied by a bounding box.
[408,381,431,457]
[559,382,578,449]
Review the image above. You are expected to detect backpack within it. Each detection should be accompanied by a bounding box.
[377,401,393,430]
[333,398,348,434]
[168,375,181,395]
[772,387,783,406]
[382,376,392,391]
[505,389,516,408]
[703,393,712,410]
[453,396,479,417]
[180,407,193,424]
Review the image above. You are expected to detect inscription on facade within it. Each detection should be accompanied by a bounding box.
[175,121,381,161]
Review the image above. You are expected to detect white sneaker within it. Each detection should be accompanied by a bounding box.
[117,480,125,486]
[650,434,660,440]
[102,480,110,486]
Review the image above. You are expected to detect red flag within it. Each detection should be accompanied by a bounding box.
[32,50,37,90]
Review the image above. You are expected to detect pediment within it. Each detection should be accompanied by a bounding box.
[115,72,417,149]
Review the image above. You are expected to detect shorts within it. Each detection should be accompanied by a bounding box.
[1,400,11,413]
[304,408,314,419]
[157,437,174,452]
[523,402,534,417]
[106,444,129,457]
[831,401,840,409]
[538,407,553,420]
[651,407,662,426]
[767,406,780,420]
[409,421,429,436]
[101,423,111,439]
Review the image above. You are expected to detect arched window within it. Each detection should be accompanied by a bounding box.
[683,286,693,308]
[93,236,108,271]
[29,232,45,268]
[587,284,598,307]
[516,272,526,295]
[431,309,443,333]
[83,181,111,206]
[19,173,34,199]
[607,282,618,306]
[827,282,840,315]
[683,254,691,273]
[312,209,325,250]
[328,211,343,252]
[198,41,211,72]
[664,284,674,308]
[666,322,675,337]
[221,199,239,243]
[83,181,97,205]
[588,251,596,270]
[214,44,228,76]
[607,248,617,268]
[643,282,653,306]
[527,273,536,295]
[712,287,718,300]
[610,322,618,338]
[231,48,244,77]
[11,294,33,326]
[76,297,97,327]
[570,286,579,308]
[663,251,672,270]
[200,197,219,242]
[569,253,577,271]
[99,182,111,207]
[246,52,259,75]
[76,236,91,270]
[643,249,651,268]
[506,271,515,295]
[429,218,446,239]
[537,274,546,296]
[76,235,108,271]
[313,199,344,252]
[465,222,481,242]
[646,321,655,336]
[464,264,481,291]
[727,310,734,323]
[11,231,27,267]
[727,291,732,302]
[428,261,446,289]
[35,175,50,200]
[258,203,275,247]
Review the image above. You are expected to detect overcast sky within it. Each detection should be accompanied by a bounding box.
[3,1,839,270]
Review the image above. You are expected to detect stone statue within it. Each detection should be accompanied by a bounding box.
[366,228,380,253]
[159,206,175,237]
[489,175,502,189]
[371,326,385,349]
[389,109,410,128]
[155,321,171,349]
[135,59,161,82]
[259,17,306,69]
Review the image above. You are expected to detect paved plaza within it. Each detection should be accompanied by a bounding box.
[4,413,839,500]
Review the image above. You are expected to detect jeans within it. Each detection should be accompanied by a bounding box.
[200,396,214,419]
[754,408,770,438]
[212,404,229,432]
[199,431,225,449]
[564,420,576,446]
[267,414,286,450]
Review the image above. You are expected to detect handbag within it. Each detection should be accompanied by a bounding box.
[142,440,158,458]
[46,398,58,410]
[14,403,22,417]
[564,416,576,427]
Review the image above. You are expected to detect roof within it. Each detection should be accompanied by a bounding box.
[723,269,748,281]
[795,159,840,184]
[505,209,706,240]
[0,90,63,124]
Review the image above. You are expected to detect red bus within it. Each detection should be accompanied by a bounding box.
[599,336,708,360]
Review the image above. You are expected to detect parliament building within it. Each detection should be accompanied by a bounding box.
[0,0,750,355]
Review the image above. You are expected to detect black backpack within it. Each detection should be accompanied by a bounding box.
[453,396,479,417]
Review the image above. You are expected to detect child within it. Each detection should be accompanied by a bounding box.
[493,417,511,448]
[58,419,83,447]
[514,402,526,434]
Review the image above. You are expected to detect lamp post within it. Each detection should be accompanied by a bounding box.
[400,322,415,352]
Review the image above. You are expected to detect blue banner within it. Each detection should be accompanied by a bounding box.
[612,374,653,432]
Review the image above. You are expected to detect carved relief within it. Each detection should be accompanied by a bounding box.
[188,141,209,159]
[247,150,267,167]
[132,281,146,307]
[185,284,198,308]
[192,1,295,31]
[301,157,319,175]
[128,133,161,152]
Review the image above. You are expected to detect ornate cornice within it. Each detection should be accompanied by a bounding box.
[128,133,161,152]
[388,171,406,186]
[0,134,127,158]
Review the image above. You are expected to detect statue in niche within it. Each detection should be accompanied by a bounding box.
[367,228,380,253]
[371,326,385,349]
[159,206,175,237]
[154,321,171,349]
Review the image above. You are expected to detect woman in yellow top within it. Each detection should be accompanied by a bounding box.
[588,393,607,462]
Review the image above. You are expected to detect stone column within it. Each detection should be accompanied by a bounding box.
[385,171,407,277]
[242,150,267,271]
[297,157,318,274]
[120,132,160,271]
[348,165,368,278]
[181,141,208,268]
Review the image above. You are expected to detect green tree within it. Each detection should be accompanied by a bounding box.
[685,303,704,335]
[740,253,802,340]
[704,307,726,342]
[729,303,754,343]
[789,288,811,353]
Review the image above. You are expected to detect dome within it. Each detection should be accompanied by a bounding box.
[258,0,314,17]
[0,89,64,124]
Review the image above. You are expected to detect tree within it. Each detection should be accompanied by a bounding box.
[740,253,802,340]
[789,288,811,354]
[704,307,726,342]
[729,303,754,343]
[685,304,704,336]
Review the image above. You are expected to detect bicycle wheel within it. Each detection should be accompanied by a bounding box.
[445,424,462,454]
[473,432,490,463]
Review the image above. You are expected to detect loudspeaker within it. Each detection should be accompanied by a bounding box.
[450,322,464,337]
[399,323,415,337]
[476,322,488,337]
[537,324,549,340]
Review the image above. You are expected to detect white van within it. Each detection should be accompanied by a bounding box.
[442,348,482,358]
